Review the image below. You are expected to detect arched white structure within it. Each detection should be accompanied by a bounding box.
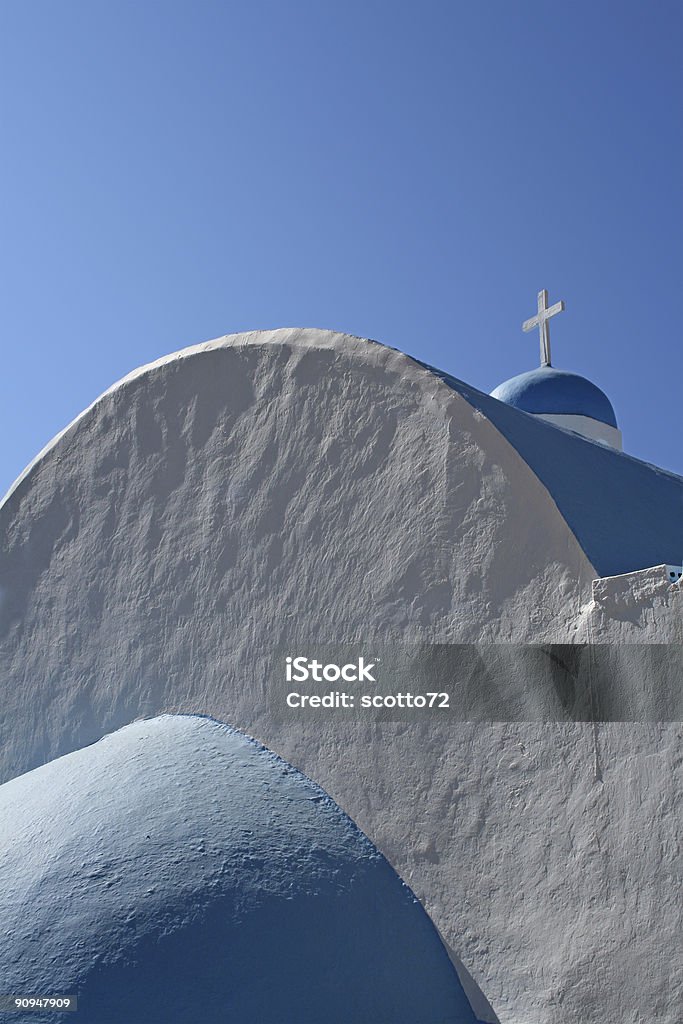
[0,329,680,1024]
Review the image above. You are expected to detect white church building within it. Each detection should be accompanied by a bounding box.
[0,297,681,1023]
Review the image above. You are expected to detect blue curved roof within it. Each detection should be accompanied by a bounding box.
[491,366,618,428]
[0,715,482,1024]
[416,359,683,578]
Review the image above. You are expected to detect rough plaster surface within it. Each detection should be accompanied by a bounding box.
[0,715,480,1024]
[0,329,681,1023]
[587,566,682,642]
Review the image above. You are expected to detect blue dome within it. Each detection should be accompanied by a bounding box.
[490,366,618,428]
[0,715,481,1024]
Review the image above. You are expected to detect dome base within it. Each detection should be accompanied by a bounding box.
[535,412,622,449]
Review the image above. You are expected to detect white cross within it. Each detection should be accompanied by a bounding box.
[522,289,565,367]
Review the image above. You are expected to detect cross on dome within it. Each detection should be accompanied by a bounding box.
[522,289,565,367]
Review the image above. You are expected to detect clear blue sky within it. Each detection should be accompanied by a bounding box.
[1,0,681,494]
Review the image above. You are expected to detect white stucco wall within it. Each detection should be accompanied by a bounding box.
[0,329,680,1024]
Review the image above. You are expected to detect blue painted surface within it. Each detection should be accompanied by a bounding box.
[0,715,482,1024]
[490,366,618,428]
[417,359,683,578]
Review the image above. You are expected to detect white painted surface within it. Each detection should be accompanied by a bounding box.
[0,329,680,1024]
[534,411,623,449]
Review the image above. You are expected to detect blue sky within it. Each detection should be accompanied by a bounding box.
[1,0,681,493]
